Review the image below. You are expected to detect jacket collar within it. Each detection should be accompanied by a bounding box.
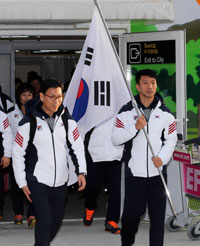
[135,94,161,110]
[34,101,64,119]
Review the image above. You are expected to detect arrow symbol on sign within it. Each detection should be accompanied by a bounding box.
[131,48,140,59]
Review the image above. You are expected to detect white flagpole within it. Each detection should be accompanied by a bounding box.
[93,0,177,218]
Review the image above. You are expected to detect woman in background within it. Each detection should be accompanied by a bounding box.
[10,83,36,226]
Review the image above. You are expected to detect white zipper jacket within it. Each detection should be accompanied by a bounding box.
[12,103,86,188]
[9,104,24,140]
[87,117,124,163]
[0,106,12,158]
[112,96,177,178]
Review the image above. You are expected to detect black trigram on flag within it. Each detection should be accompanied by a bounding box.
[84,47,94,66]
[94,81,110,106]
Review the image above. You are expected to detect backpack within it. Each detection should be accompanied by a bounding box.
[0,92,14,114]
[1,93,7,113]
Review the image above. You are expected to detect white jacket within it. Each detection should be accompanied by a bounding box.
[87,118,124,163]
[112,97,177,178]
[0,106,12,158]
[12,103,86,188]
[9,104,24,140]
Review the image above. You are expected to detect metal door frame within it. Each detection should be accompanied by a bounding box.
[0,39,85,101]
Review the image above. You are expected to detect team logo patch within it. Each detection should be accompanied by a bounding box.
[155,115,160,119]
[15,131,23,147]
[37,125,42,131]
[14,114,19,118]
[134,115,138,120]
[3,118,9,129]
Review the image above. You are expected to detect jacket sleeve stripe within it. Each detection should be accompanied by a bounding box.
[15,132,23,147]
[3,118,9,129]
[73,127,80,141]
[115,118,124,128]
[169,121,176,130]
[168,121,176,135]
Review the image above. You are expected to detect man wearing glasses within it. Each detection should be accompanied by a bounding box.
[12,78,87,246]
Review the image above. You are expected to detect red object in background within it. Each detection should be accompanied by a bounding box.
[182,163,200,198]
[173,150,191,164]
[197,0,200,5]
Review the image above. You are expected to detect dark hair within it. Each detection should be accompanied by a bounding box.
[135,69,157,84]
[40,78,63,94]
[27,71,39,82]
[16,83,35,107]
[15,78,23,85]
[29,75,42,84]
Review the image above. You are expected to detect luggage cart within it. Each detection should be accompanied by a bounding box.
[166,137,200,240]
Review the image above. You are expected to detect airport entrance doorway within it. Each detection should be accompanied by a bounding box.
[0,37,111,222]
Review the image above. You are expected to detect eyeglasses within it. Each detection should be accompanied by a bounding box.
[45,94,63,101]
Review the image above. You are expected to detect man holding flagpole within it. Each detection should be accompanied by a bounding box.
[112,69,177,246]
